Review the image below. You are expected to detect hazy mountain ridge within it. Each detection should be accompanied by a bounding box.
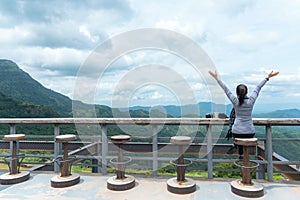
[126,103,232,117]
[127,105,300,118]
[253,109,300,118]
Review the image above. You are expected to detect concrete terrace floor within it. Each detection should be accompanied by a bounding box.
[0,172,300,200]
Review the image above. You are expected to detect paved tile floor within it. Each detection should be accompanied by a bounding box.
[0,172,300,200]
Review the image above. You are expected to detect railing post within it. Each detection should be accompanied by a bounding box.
[92,137,101,173]
[54,124,60,173]
[9,124,16,134]
[266,125,273,181]
[101,124,108,175]
[9,124,16,171]
[256,158,266,180]
[256,143,266,180]
[152,125,158,177]
[207,125,213,179]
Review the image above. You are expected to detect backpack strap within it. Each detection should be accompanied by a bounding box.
[225,108,235,140]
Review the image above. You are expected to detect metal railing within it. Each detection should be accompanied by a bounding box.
[0,118,300,182]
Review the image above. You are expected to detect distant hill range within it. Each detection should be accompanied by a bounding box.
[253,109,300,118]
[0,59,299,118]
[122,103,232,118]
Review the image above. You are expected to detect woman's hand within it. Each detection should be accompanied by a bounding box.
[267,70,280,79]
[208,70,219,81]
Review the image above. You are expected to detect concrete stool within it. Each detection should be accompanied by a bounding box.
[0,134,30,185]
[167,136,196,194]
[51,134,80,188]
[107,135,135,191]
[231,138,264,198]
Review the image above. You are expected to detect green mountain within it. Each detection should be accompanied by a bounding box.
[0,59,160,118]
[0,59,72,116]
[0,91,60,117]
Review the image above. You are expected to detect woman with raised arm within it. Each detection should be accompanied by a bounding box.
[208,70,279,158]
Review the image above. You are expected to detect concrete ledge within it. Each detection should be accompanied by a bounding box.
[107,175,135,191]
[167,177,196,194]
[231,179,264,198]
[51,173,80,188]
[0,171,30,185]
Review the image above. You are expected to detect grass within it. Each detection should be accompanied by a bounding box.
[72,166,93,173]
[271,173,285,181]
[70,166,285,181]
[0,163,33,171]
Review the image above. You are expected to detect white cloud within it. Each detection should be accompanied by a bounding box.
[224,30,281,51]
[0,0,300,109]
[0,27,33,46]
[192,83,204,90]
[12,47,88,75]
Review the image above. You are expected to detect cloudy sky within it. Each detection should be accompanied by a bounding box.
[1,0,300,111]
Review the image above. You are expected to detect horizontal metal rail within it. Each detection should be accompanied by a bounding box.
[0,141,256,154]
[0,117,298,125]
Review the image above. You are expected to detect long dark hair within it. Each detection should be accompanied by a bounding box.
[236,84,248,106]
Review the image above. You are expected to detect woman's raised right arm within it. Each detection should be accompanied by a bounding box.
[208,70,238,105]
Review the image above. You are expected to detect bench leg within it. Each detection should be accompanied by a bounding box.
[242,146,252,185]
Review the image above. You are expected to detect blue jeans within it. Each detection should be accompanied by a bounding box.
[232,133,255,155]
